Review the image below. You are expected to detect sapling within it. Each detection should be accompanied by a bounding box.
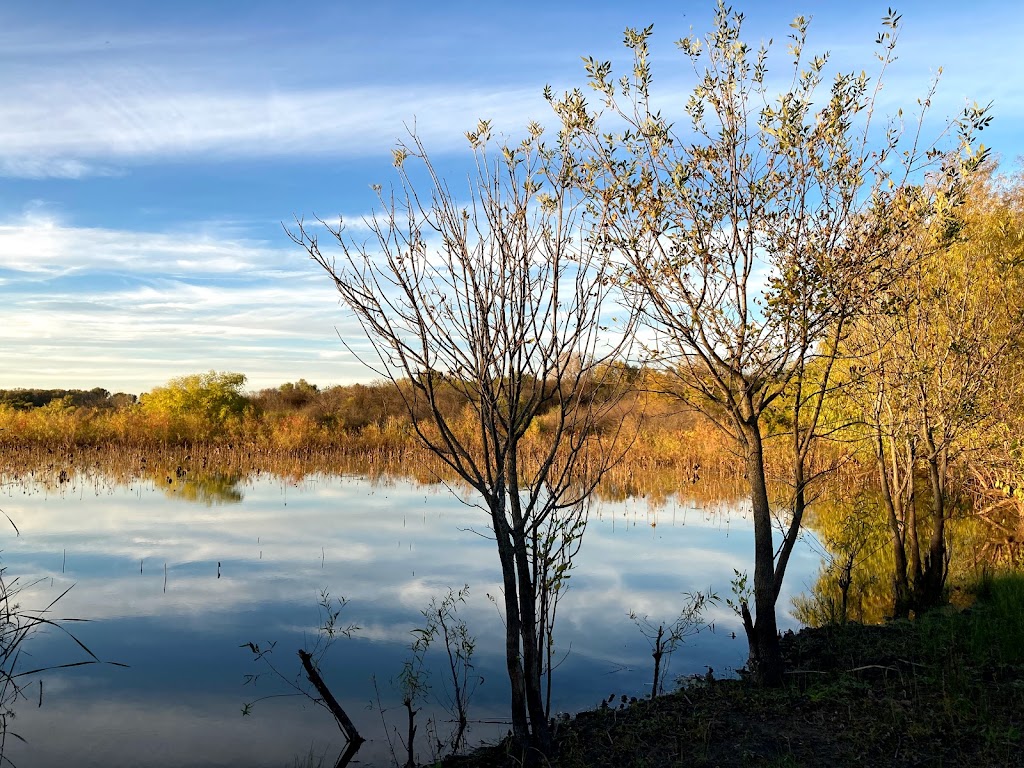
[630,590,718,699]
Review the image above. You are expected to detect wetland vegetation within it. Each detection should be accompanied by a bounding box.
[1,344,1022,767]
[3,4,1024,766]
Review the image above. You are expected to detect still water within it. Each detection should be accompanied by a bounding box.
[0,471,821,767]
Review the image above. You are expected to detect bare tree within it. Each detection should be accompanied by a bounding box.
[290,123,635,758]
[548,4,988,684]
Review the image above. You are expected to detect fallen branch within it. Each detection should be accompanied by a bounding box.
[297,649,365,748]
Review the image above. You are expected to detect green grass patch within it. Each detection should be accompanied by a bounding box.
[967,572,1024,665]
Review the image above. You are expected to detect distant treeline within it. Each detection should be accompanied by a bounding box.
[0,377,456,428]
[0,387,137,410]
[0,369,672,440]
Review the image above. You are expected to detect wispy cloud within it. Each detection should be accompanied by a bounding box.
[2,7,1019,182]
[0,213,303,276]
[0,72,547,179]
[0,214,374,391]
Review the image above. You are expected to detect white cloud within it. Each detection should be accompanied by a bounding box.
[0,73,547,178]
[0,157,115,179]
[0,214,300,276]
[0,2,1019,183]
[0,214,376,391]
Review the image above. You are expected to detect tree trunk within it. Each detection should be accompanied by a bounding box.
[874,420,911,619]
[773,469,806,604]
[918,450,948,610]
[904,439,921,586]
[742,421,784,687]
[506,480,551,759]
[512,527,551,757]
[493,513,530,747]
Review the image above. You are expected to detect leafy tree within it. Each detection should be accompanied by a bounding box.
[0,387,114,410]
[842,168,1024,614]
[549,3,988,683]
[254,379,320,413]
[109,392,138,409]
[141,371,249,433]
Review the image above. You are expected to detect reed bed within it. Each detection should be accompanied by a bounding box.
[0,426,754,506]
[0,393,870,509]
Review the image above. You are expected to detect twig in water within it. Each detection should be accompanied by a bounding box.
[298,649,365,747]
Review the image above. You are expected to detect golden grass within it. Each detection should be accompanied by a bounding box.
[0,394,864,506]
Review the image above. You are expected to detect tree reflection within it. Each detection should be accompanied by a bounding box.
[797,489,1012,627]
[795,492,891,626]
[157,470,244,505]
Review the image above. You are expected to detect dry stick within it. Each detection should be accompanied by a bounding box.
[297,649,365,747]
[334,739,361,768]
[651,624,665,699]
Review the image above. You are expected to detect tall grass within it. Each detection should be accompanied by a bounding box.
[0,564,115,761]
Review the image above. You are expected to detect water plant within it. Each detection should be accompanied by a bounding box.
[0,537,122,762]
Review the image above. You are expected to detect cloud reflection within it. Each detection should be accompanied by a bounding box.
[0,472,820,766]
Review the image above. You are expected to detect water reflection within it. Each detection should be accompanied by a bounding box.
[795,491,1005,627]
[162,472,244,506]
[0,471,820,767]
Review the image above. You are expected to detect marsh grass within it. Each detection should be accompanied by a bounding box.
[0,427,758,508]
[284,746,331,768]
[0,379,877,516]
[0,442,420,491]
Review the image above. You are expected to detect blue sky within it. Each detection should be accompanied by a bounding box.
[1,0,1020,394]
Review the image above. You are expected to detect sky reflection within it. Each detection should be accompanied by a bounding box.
[0,472,820,767]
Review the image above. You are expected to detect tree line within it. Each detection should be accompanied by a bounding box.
[0,387,137,410]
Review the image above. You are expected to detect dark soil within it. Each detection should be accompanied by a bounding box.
[437,613,1024,767]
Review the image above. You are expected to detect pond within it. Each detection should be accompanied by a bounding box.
[0,470,823,767]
